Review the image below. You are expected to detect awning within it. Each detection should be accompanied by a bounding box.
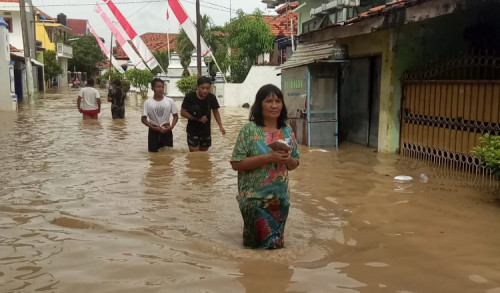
[277,42,346,70]
[10,51,44,66]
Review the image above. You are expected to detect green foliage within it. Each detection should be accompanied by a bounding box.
[176,15,228,75]
[229,52,251,83]
[152,50,169,75]
[125,68,154,98]
[473,134,500,179]
[176,75,198,95]
[100,71,124,86]
[42,50,62,82]
[67,34,106,76]
[121,80,131,94]
[224,9,275,81]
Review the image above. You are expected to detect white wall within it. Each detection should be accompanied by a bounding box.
[0,25,16,111]
[58,57,68,87]
[220,65,281,107]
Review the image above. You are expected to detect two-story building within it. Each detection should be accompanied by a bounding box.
[34,9,72,88]
[0,0,43,101]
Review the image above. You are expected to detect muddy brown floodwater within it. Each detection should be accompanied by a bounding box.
[1,88,500,293]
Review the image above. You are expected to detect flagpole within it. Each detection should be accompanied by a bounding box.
[109,31,113,85]
[196,0,201,77]
[166,5,170,69]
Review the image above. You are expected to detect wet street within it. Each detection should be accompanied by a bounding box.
[1,88,500,293]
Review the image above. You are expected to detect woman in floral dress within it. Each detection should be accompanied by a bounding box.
[231,84,300,249]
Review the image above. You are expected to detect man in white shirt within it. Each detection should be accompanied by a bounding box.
[141,78,179,152]
[77,79,101,119]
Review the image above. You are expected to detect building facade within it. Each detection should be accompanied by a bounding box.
[34,9,72,88]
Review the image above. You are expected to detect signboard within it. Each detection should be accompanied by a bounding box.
[333,44,348,60]
[282,66,308,119]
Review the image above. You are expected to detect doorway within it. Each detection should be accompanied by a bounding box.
[339,56,381,148]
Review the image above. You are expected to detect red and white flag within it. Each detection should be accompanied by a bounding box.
[101,0,160,71]
[167,0,211,57]
[87,22,125,74]
[94,4,147,70]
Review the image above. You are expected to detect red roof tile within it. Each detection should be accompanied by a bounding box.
[114,33,178,60]
[264,1,298,37]
[0,0,20,2]
[345,0,414,24]
[66,19,87,35]
[9,44,20,52]
[275,1,298,14]
[34,7,55,22]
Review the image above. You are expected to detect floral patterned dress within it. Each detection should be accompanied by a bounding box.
[231,122,299,249]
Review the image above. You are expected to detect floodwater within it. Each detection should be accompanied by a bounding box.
[1,88,500,293]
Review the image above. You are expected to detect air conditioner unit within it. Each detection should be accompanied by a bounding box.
[328,7,357,24]
[310,0,360,17]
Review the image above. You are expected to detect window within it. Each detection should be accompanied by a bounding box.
[4,17,13,33]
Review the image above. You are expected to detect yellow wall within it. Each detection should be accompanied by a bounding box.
[338,30,397,153]
[36,23,55,51]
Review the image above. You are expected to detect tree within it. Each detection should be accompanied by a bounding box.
[224,9,275,82]
[176,75,197,94]
[43,50,62,84]
[152,50,169,75]
[99,71,124,87]
[176,14,228,75]
[67,34,106,76]
[125,68,154,98]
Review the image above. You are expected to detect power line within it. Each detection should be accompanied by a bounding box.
[4,0,238,13]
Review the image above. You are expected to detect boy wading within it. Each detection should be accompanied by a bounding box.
[141,78,179,152]
[181,76,225,152]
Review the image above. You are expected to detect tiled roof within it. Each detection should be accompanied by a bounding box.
[264,1,298,37]
[34,7,55,22]
[0,0,20,2]
[346,0,413,24]
[66,19,87,35]
[275,1,298,14]
[114,33,178,60]
[9,44,20,52]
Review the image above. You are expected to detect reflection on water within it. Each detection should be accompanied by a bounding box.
[0,88,500,292]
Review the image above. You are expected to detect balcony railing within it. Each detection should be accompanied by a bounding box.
[56,43,73,59]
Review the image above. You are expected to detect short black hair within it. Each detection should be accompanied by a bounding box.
[250,84,288,128]
[87,79,94,86]
[197,76,212,86]
[151,78,164,88]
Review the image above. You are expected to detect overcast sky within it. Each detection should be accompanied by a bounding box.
[30,0,276,46]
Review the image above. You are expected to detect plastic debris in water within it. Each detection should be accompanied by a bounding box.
[394,175,413,193]
[419,173,429,183]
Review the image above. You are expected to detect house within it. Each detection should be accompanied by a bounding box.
[0,0,43,102]
[34,9,73,88]
[263,1,299,65]
[272,0,500,175]
[65,18,87,35]
[114,32,177,70]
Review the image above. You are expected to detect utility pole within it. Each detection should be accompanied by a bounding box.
[19,0,34,103]
[196,0,201,77]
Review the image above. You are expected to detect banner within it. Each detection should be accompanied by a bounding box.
[167,0,211,57]
[101,0,160,71]
[94,4,147,70]
[87,22,125,73]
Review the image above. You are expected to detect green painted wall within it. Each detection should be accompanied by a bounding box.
[338,30,395,152]
[336,5,498,153]
[295,0,328,35]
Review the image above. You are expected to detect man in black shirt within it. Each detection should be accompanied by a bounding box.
[181,76,226,152]
[108,79,126,119]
